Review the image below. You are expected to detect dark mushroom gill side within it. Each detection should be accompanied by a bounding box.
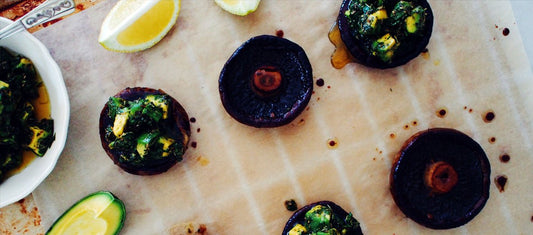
[390,128,491,229]
[219,35,313,128]
[337,0,434,69]
[99,87,191,175]
[282,201,363,235]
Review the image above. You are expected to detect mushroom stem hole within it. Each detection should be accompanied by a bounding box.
[424,161,458,194]
[252,66,283,96]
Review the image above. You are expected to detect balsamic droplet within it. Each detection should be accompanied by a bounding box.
[276,29,284,38]
[437,109,447,118]
[502,28,510,36]
[483,111,495,123]
[495,175,508,192]
[499,154,510,163]
[284,199,297,211]
[316,78,325,87]
[327,138,339,149]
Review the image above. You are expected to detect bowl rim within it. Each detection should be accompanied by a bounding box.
[0,17,70,208]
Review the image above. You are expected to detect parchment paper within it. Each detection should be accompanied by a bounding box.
[31,0,533,234]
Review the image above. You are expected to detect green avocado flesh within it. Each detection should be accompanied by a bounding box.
[46,191,125,235]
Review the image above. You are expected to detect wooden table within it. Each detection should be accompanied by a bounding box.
[0,1,104,234]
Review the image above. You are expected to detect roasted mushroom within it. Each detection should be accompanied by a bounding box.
[282,201,363,235]
[390,128,491,229]
[337,0,433,68]
[99,87,190,175]
[219,35,313,128]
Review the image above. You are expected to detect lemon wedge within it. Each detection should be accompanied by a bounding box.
[98,0,181,53]
[215,0,261,16]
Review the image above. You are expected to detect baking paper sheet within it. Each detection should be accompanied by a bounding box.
[31,0,533,234]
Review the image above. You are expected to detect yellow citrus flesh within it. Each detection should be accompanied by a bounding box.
[215,0,261,16]
[99,0,180,53]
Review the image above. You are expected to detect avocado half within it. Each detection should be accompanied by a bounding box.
[219,35,313,128]
[282,201,363,235]
[46,191,125,235]
[99,87,191,175]
[390,128,491,229]
[337,0,434,69]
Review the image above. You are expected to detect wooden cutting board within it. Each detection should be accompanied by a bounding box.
[28,0,533,234]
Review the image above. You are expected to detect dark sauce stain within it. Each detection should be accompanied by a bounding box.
[495,175,508,192]
[495,24,498,29]
[389,133,396,139]
[531,215,533,223]
[276,29,284,38]
[316,78,325,87]
[484,111,495,123]
[499,154,510,163]
[76,4,85,11]
[502,28,510,36]
[196,128,201,133]
[327,85,331,89]
[189,117,196,123]
[489,137,496,144]
[469,108,473,113]
[191,141,197,148]
[437,108,447,118]
[412,120,418,126]
[284,199,297,211]
[403,124,409,130]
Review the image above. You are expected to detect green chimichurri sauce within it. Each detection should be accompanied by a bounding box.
[0,47,55,182]
[344,0,428,63]
[287,205,361,235]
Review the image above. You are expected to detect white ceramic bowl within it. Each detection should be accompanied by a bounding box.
[0,17,69,208]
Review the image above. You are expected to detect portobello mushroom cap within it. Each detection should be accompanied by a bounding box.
[390,128,491,229]
[219,35,313,128]
[337,0,434,69]
[99,87,191,175]
[282,200,363,235]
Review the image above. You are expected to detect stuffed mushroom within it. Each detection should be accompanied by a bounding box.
[337,0,433,68]
[99,87,190,175]
[282,201,363,235]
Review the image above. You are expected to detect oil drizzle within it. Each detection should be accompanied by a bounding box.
[328,23,355,69]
